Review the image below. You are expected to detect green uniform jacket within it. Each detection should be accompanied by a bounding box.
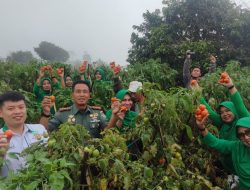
[202,132,250,190]
[200,91,250,173]
[48,104,107,138]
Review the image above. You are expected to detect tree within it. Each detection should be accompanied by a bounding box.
[6,51,34,64]
[128,0,250,70]
[34,41,69,62]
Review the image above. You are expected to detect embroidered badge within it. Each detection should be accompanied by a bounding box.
[89,113,100,128]
[67,114,76,124]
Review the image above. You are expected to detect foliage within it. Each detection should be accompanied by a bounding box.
[125,59,178,89]
[1,58,250,189]
[6,51,34,64]
[34,41,70,62]
[128,0,250,73]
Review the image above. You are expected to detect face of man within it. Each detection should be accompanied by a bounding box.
[0,100,27,129]
[65,76,73,87]
[191,68,201,78]
[237,127,250,147]
[220,106,235,123]
[72,83,90,108]
[95,72,102,80]
[122,94,133,110]
[42,80,51,91]
[130,92,141,102]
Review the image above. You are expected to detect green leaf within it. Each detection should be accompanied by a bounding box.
[49,172,64,190]
[23,181,40,190]
[7,152,19,159]
[185,125,194,141]
[123,174,131,190]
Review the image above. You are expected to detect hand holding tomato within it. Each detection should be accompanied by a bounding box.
[0,133,10,156]
[195,114,209,130]
[41,96,53,115]
[120,106,128,112]
[195,104,209,122]
[112,65,121,75]
[39,69,45,78]
[79,61,87,74]
[117,111,126,121]
[218,72,234,88]
[57,68,64,77]
[110,62,116,69]
[190,79,199,88]
[111,100,121,114]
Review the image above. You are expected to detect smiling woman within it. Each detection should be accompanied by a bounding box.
[197,116,250,190]
[106,89,138,132]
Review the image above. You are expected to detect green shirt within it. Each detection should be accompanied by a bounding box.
[202,132,250,190]
[200,91,250,173]
[48,104,107,138]
[106,109,138,132]
[33,82,61,104]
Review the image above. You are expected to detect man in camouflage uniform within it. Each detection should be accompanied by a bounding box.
[40,80,106,138]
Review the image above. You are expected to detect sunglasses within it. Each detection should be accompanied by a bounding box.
[237,130,250,140]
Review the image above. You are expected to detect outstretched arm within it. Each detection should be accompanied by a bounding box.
[196,115,234,155]
[183,55,191,88]
[219,74,250,118]
[200,97,222,127]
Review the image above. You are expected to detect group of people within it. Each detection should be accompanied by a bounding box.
[185,51,250,189]
[1,53,250,189]
[0,61,145,178]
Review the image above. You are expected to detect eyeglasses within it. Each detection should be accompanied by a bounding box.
[237,130,250,140]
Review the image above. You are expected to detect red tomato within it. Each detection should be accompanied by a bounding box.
[221,72,228,79]
[111,97,119,103]
[201,110,208,117]
[4,130,13,139]
[199,104,206,111]
[223,78,229,83]
[159,158,166,164]
[50,95,55,103]
[120,106,128,112]
[195,108,202,115]
[191,80,197,86]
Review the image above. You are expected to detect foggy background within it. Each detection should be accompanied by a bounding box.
[0,0,249,65]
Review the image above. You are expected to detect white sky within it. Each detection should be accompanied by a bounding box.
[0,0,248,65]
[0,0,163,65]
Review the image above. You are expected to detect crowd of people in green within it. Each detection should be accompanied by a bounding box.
[1,51,250,189]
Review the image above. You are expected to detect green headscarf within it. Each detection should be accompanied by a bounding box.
[115,89,129,100]
[106,89,138,132]
[40,77,52,86]
[95,68,106,81]
[218,101,239,173]
[40,77,52,94]
[236,117,250,129]
[219,101,238,118]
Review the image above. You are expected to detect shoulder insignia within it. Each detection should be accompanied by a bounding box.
[59,107,71,112]
[90,106,103,111]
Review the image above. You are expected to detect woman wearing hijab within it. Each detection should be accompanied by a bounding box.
[91,68,113,110]
[200,75,250,174]
[106,89,138,132]
[33,69,61,103]
[197,116,250,190]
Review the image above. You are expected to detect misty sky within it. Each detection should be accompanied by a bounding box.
[1,0,249,65]
[0,0,163,65]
